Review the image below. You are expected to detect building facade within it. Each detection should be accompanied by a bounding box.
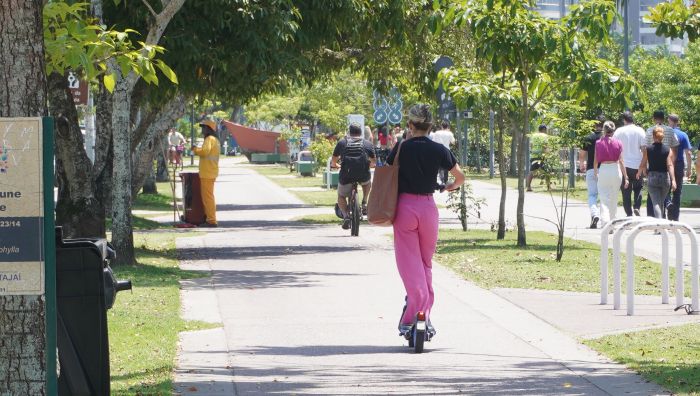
[535,0,689,54]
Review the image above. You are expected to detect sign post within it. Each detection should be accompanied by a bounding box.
[0,117,57,393]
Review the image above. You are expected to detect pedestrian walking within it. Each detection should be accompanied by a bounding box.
[429,120,456,184]
[641,110,679,216]
[386,104,465,337]
[526,124,550,192]
[579,116,605,229]
[364,125,374,144]
[192,118,221,227]
[642,127,677,218]
[594,121,628,227]
[667,114,691,221]
[613,111,646,216]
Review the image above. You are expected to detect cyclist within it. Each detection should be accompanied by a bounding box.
[168,128,187,169]
[331,123,376,229]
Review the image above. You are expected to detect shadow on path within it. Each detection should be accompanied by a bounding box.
[212,220,322,229]
[180,245,364,261]
[182,269,359,290]
[176,351,638,395]
[217,203,315,211]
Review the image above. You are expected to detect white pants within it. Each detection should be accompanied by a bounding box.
[597,163,622,225]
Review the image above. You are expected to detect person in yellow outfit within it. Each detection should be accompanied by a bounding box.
[193,118,221,227]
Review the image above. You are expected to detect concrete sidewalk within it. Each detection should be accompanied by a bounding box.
[173,159,668,395]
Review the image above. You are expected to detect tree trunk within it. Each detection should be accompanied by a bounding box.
[516,86,530,247]
[156,139,169,182]
[131,95,186,197]
[496,109,507,240]
[509,125,518,177]
[95,85,114,223]
[556,231,565,262]
[0,1,48,394]
[48,73,105,238]
[142,165,158,194]
[110,70,136,266]
[108,0,186,266]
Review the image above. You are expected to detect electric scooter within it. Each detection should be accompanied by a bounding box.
[398,297,433,353]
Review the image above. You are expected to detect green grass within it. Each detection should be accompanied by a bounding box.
[107,215,170,231]
[254,164,327,188]
[293,213,341,224]
[436,229,693,296]
[585,324,700,395]
[253,164,338,206]
[293,189,338,207]
[109,230,214,395]
[468,172,592,202]
[133,182,178,211]
[467,171,633,206]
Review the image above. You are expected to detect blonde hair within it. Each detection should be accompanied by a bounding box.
[652,126,664,143]
[603,121,616,134]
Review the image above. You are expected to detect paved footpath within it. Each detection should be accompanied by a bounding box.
[173,160,667,395]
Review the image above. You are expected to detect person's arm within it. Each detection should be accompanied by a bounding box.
[669,146,677,164]
[195,136,214,157]
[696,146,700,185]
[578,149,587,173]
[668,154,676,191]
[637,149,648,179]
[366,144,376,168]
[618,150,629,189]
[330,142,343,168]
[686,149,692,179]
[593,148,599,178]
[446,163,465,191]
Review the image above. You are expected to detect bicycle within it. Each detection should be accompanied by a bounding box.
[347,181,361,236]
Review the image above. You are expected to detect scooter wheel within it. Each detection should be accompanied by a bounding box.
[413,328,425,353]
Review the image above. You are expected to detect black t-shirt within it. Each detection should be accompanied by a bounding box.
[581,131,602,171]
[386,136,457,194]
[647,143,670,172]
[332,137,375,183]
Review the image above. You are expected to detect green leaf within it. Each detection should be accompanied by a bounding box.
[103,73,115,93]
[155,60,178,84]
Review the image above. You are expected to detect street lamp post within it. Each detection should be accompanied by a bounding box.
[190,102,195,166]
[623,0,630,73]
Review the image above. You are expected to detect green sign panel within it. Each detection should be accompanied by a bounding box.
[0,117,56,393]
[0,118,46,295]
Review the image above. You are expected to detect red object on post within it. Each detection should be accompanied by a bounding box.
[180,172,205,225]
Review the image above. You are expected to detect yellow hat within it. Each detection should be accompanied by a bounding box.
[199,118,217,131]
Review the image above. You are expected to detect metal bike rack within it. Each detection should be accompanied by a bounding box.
[600,218,699,316]
[624,221,699,316]
[599,217,666,306]
[600,217,668,309]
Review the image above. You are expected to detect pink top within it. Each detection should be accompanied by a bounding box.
[595,136,623,163]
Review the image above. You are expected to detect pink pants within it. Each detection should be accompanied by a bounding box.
[393,193,439,325]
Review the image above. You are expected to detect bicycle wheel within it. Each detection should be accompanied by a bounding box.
[351,188,360,236]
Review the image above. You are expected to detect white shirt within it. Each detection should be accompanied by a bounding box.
[613,123,645,169]
[430,129,455,149]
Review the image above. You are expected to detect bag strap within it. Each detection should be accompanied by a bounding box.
[394,141,403,167]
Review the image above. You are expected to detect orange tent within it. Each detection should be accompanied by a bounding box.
[221,121,289,154]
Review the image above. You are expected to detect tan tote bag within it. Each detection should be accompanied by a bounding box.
[367,142,402,226]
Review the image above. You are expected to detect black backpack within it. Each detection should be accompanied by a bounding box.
[340,137,370,183]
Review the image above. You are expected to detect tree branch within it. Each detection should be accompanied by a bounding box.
[141,0,158,19]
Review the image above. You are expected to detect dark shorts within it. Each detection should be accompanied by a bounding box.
[530,158,543,172]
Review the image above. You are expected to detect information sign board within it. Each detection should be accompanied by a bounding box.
[347,114,365,134]
[0,118,44,295]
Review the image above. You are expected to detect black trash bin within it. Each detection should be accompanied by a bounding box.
[55,227,131,396]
